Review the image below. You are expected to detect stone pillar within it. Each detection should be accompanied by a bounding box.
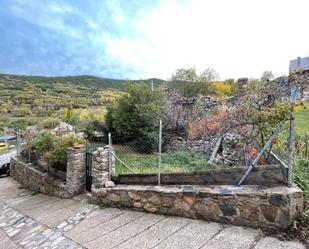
[237,78,249,96]
[92,146,115,189]
[66,145,86,195]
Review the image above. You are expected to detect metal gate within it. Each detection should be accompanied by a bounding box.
[86,141,105,191]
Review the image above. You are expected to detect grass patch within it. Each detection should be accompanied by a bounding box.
[115,150,216,175]
[294,158,309,199]
[31,189,40,196]
[295,101,309,135]
[99,201,109,209]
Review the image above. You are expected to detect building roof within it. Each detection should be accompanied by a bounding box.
[289,56,309,72]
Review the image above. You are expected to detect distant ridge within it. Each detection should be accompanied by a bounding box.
[0,73,165,90]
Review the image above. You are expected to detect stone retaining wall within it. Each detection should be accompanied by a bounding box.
[10,146,86,198]
[10,158,70,198]
[91,184,303,228]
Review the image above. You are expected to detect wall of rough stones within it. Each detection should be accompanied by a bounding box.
[300,70,309,100]
[91,184,303,229]
[164,88,219,128]
[66,146,86,195]
[167,132,243,166]
[10,158,70,198]
[163,87,245,166]
[90,147,303,229]
[92,146,115,189]
[10,146,86,198]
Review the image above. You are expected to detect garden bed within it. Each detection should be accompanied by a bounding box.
[112,165,287,186]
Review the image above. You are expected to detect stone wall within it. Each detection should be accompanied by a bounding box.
[66,146,86,195]
[92,146,115,189]
[300,70,309,100]
[91,184,303,229]
[164,88,219,127]
[10,158,70,198]
[10,146,86,198]
[167,132,243,166]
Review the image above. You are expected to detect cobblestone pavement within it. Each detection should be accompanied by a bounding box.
[0,177,306,249]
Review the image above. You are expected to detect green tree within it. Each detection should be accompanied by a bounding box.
[170,67,219,97]
[261,70,275,82]
[106,82,166,139]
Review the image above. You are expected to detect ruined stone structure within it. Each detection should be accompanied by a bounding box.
[298,70,309,100]
[164,88,219,128]
[164,87,244,166]
[167,132,243,166]
[237,78,249,96]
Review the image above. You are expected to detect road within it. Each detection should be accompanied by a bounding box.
[0,177,306,249]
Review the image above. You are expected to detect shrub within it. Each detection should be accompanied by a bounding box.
[30,131,56,156]
[8,119,35,130]
[39,118,60,129]
[29,132,85,172]
[83,120,107,142]
[44,135,85,172]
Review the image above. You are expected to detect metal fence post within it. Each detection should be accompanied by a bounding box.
[16,131,19,156]
[287,85,296,187]
[108,132,112,181]
[158,120,162,185]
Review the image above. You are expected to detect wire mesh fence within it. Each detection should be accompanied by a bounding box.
[271,121,291,166]
[111,134,159,175]
[111,124,217,177]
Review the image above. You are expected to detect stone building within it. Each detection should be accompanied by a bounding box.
[164,88,219,128]
[289,56,309,100]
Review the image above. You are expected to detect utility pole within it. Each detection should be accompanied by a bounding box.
[151,79,154,91]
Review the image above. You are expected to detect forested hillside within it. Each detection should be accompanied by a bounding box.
[0,73,164,130]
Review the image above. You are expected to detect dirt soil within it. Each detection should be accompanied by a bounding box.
[262,200,309,247]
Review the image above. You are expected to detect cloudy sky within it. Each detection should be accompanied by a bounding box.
[0,0,308,80]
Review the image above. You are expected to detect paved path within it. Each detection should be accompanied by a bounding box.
[0,177,306,249]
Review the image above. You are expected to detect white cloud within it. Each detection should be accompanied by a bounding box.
[105,0,309,80]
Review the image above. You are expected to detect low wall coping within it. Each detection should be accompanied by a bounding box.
[103,184,302,196]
